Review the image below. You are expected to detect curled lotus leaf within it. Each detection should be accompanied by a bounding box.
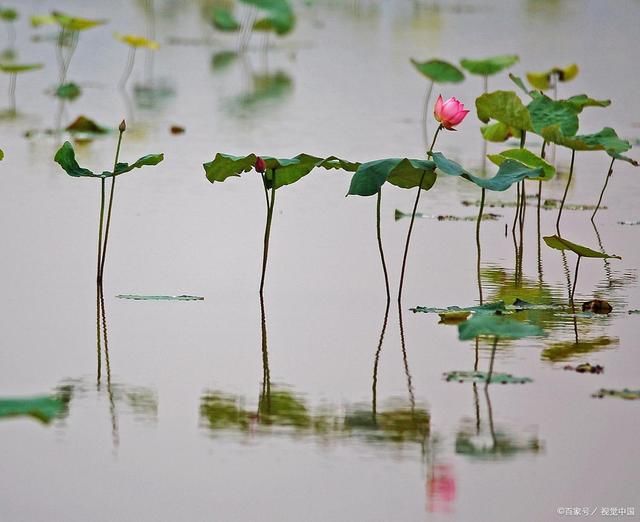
[347,158,436,196]
[480,121,521,142]
[410,58,464,83]
[526,64,579,90]
[476,90,533,131]
[487,148,555,181]
[460,54,519,76]
[543,235,621,259]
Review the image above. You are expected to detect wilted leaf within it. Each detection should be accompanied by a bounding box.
[443,371,532,384]
[543,235,621,259]
[476,90,532,131]
[410,58,464,83]
[526,64,579,90]
[458,313,544,340]
[460,55,518,76]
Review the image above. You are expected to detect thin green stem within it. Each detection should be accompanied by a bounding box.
[476,188,485,304]
[556,149,575,235]
[99,126,126,282]
[97,179,106,284]
[591,157,615,223]
[8,72,16,114]
[376,189,390,304]
[119,47,136,90]
[259,169,276,296]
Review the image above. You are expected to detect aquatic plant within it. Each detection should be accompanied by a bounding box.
[0,6,17,48]
[526,63,578,97]
[54,121,164,284]
[0,62,43,114]
[460,54,518,92]
[114,33,159,89]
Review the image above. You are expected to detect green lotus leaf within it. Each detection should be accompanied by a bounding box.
[411,301,506,314]
[508,73,531,96]
[592,388,640,401]
[347,158,437,196]
[480,121,522,142]
[527,94,579,136]
[410,58,464,83]
[239,0,295,35]
[564,94,611,112]
[543,235,621,259]
[487,148,555,180]
[30,14,56,27]
[212,8,240,31]
[0,7,18,22]
[431,152,544,189]
[51,11,107,31]
[0,149,4,160]
[55,82,81,100]
[443,371,532,384]
[55,141,163,179]
[458,313,544,341]
[204,153,258,184]
[0,395,66,423]
[541,126,631,154]
[0,63,43,73]
[460,54,519,76]
[262,154,324,189]
[542,336,618,362]
[211,50,239,71]
[476,90,533,131]
[317,156,360,172]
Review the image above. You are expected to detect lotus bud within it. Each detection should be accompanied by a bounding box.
[255,156,266,173]
[433,95,469,130]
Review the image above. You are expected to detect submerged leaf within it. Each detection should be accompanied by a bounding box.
[476,90,532,131]
[460,55,518,76]
[0,395,66,423]
[542,336,618,362]
[458,313,544,340]
[543,235,621,259]
[410,58,464,83]
[347,158,436,196]
[443,371,532,384]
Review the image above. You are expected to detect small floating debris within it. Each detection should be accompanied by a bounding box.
[443,371,532,384]
[563,363,604,374]
[170,125,185,134]
[582,299,612,314]
[618,220,640,226]
[461,199,605,211]
[394,209,501,221]
[116,294,204,301]
[592,388,640,400]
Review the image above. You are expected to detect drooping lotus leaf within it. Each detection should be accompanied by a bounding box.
[431,152,545,189]
[0,7,18,22]
[541,127,631,154]
[0,395,66,423]
[0,63,43,73]
[55,82,81,100]
[476,90,533,131]
[54,141,163,179]
[542,336,618,362]
[460,54,519,76]
[411,301,506,314]
[116,294,204,301]
[240,0,295,36]
[410,58,464,83]
[526,64,579,90]
[458,313,544,341]
[443,371,532,384]
[564,94,611,112]
[114,33,159,49]
[543,235,621,259]
[347,158,437,196]
[212,8,241,31]
[51,11,107,31]
[480,121,521,142]
[487,148,555,180]
[592,388,640,401]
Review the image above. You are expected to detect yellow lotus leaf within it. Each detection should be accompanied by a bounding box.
[52,11,107,31]
[114,33,159,50]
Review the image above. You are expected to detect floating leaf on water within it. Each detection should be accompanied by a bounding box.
[410,58,464,83]
[563,363,604,374]
[114,33,160,49]
[476,90,532,131]
[458,313,544,341]
[543,235,621,259]
[347,158,436,196]
[0,395,66,423]
[55,82,81,101]
[526,64,578,90]
[460,54,519,76]
[581,300,612,314]
[211,8,241,31]
[394,209,501,221]
[0,63,43,73]
[592,388,640,400]
[51,11,107,31]
[443,371,532,384]
[411,301,506,315]
[231,71,293,109]
[116,294,204,301]
[542,336,618,362]
[211,50,239,71]
[487,148,555,181]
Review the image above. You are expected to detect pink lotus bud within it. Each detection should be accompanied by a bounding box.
[433,95,469,130]
[255,156,266,173]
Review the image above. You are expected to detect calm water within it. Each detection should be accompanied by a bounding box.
[1,1,639,521]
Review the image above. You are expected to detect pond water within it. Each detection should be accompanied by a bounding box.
[1,1,639,521]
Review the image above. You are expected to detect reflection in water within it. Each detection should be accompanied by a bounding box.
[0,384,73,424]
[426,463,456,514]
[228,70,293,114]
[541,336,618,362]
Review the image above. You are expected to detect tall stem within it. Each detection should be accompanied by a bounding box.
[570,255,581,308]
[259,170,277,296]
[556,149,575,235]
[591,157,615,222]
[97,179,106,284]
[8,73,16,114]
[99,125,126,282]
[119,47,136,90]
[421,80,434,148]
[485,336,498,391]
[476,188,486,304]
[376,189,390,304]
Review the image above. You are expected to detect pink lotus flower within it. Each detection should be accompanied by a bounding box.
[255,156,266,173]
[433,95,469,130]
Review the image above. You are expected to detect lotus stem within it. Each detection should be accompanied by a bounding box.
[259,169,276,297]
[476,188,486,304]
[421,80,434,148]
[99,122,126,283]
[556,149,575,235]
[483,75,488,94]
[96,283,102,384]
[96,179,106,285]
[119,47,136,90]
[371,299,390,423]
[485,335,498,391]
[376,189,390,304]
[591,157,615,223]
[570,255,581,307]
[7,72,16,114]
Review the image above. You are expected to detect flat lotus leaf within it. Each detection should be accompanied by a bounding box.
[0,395,66,423]
[541,126,631,154]
[411,301,506,314]
[443,371,532,384]
[527,94,579,137]
[115,33,159,49]
[480,121,521,142]
[240,0,295,35]
[55,82,81,100]
[55,141,163,179]
[487,148,555,180]
[431,152,544,190]
[526,64,579,90]
[543,235,621,259]
[460,54,519,76]
[0,8,18,22]
[212,8,240,31]
[51,11,107,31]
[476,90,533,131]
[542,336,617,362]
[592,388,640,400]
[410,58,464,83]
[458,313,544,341]
[347,158,436,196]
[116,294,204,301]
[0,63,43,73]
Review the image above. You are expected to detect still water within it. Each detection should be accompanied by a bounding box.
[1,1,639,520]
